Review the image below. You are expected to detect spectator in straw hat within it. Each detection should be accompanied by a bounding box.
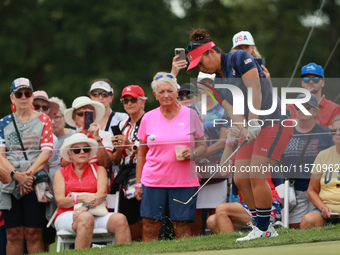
[64,96,113,168]
[54,133,131,249]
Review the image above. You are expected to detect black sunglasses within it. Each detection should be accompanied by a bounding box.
[177,92,197,101]
[14,90,33,99]
[302,77,321,84]
[76,111,84,117]
[120,98,139,104]
[295,104,312,111]
[91,91,113,98]
[330,128,340,136]
[34,104,50,111]
[71,147,91,154]
[185,43,204,55]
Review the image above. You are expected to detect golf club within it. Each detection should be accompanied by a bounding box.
[173,139,248,205]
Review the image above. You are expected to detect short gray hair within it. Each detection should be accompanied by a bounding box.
[151,72,178,92]
[49,97,67,115]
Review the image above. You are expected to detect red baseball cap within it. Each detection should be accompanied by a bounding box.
[121,85,145,99]
[186,41,216,73]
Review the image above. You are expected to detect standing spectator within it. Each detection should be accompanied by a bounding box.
[64,96,113,168]
[134,72,207,241]
[111,85,147,241]
[88,79,128,135]
[288,63,340,128]
[281,94,334,229]
[231,31,271,80]
[0,78,53,254]
[177,83,200,107]
[54,133,131,249]
[185,29,293,241]
[33,90,60,252]
[300,116,340,228]
[88,79,128,189]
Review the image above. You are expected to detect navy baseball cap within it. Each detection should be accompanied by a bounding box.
[300,63,324,78]
[297,93,318,109]
[10,78,34,94]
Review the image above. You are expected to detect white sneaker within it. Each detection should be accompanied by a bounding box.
[236,223,278,242]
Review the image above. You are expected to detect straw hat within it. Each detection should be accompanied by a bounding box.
[60,133,98,161]
[64,96,105,127]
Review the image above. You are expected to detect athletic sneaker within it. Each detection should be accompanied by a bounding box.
[236,223,278,242]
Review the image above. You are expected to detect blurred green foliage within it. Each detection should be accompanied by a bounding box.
[0,0,339,117]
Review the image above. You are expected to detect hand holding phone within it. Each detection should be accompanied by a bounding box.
[83,110,94,130]
[175,48,186,61]
[330,212,339,218]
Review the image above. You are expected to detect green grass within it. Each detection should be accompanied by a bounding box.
[47,224,340,255]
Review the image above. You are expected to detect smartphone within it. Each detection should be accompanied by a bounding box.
[255,58,266,66]
[83,110,94,130]
[111,125,122,136]
[330,212,339,218]
[175,48,186,61]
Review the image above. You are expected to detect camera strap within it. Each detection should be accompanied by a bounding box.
[11,113,28,161]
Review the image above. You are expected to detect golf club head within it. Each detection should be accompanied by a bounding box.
[173,198,191,205]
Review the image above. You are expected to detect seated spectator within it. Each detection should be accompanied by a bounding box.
[64,96,113,168]
[281,94,334,228]
[287,63,340,128]
[300,116,340,228]
[54,133,131,249]
[111,85,147,241]
[0,78,53,254]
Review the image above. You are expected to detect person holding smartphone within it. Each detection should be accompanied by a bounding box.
[63,96,113,169]
[185,29,293,241]
[300,116,340,228]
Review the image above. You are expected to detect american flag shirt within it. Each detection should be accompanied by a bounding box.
[0,112,53,164]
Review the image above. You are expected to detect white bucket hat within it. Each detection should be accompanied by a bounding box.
[64,96,105,127]
[232,31,255,49]
[60,133,98,162]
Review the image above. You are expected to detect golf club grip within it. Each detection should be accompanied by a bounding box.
[195,139,247,195]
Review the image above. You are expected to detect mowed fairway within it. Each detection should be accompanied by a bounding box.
[160,241,340,255]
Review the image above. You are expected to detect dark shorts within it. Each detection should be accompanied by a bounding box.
[141,186,197,222]
[313,208,340,225]
[236,122,293,161]
[2,191,46,228]
[119,191,141,225]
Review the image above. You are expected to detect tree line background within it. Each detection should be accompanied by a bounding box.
[0,0,339,117]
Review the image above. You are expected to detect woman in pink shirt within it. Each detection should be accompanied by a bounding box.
[134,72,207,241]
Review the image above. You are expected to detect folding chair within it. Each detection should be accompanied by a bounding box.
[56,192,120,252]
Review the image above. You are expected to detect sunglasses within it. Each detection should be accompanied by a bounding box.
[71,147,91,154]
[75,111,84,117]
[14,90,33,99]
[120,98,139,104]
[330,128,340,135]
[155,74,175,81]
[185,43,203,55]
[294,104,313,111]
[91,91,112,98]
[177,92,197,101]
[34,104,50,111]
[302,77,321,84]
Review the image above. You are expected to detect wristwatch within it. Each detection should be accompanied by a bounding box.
[192,150,198,158]
[96,138,103,143]
[10,170,18,178]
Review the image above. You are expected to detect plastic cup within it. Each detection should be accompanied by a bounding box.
[174,145,187,161]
